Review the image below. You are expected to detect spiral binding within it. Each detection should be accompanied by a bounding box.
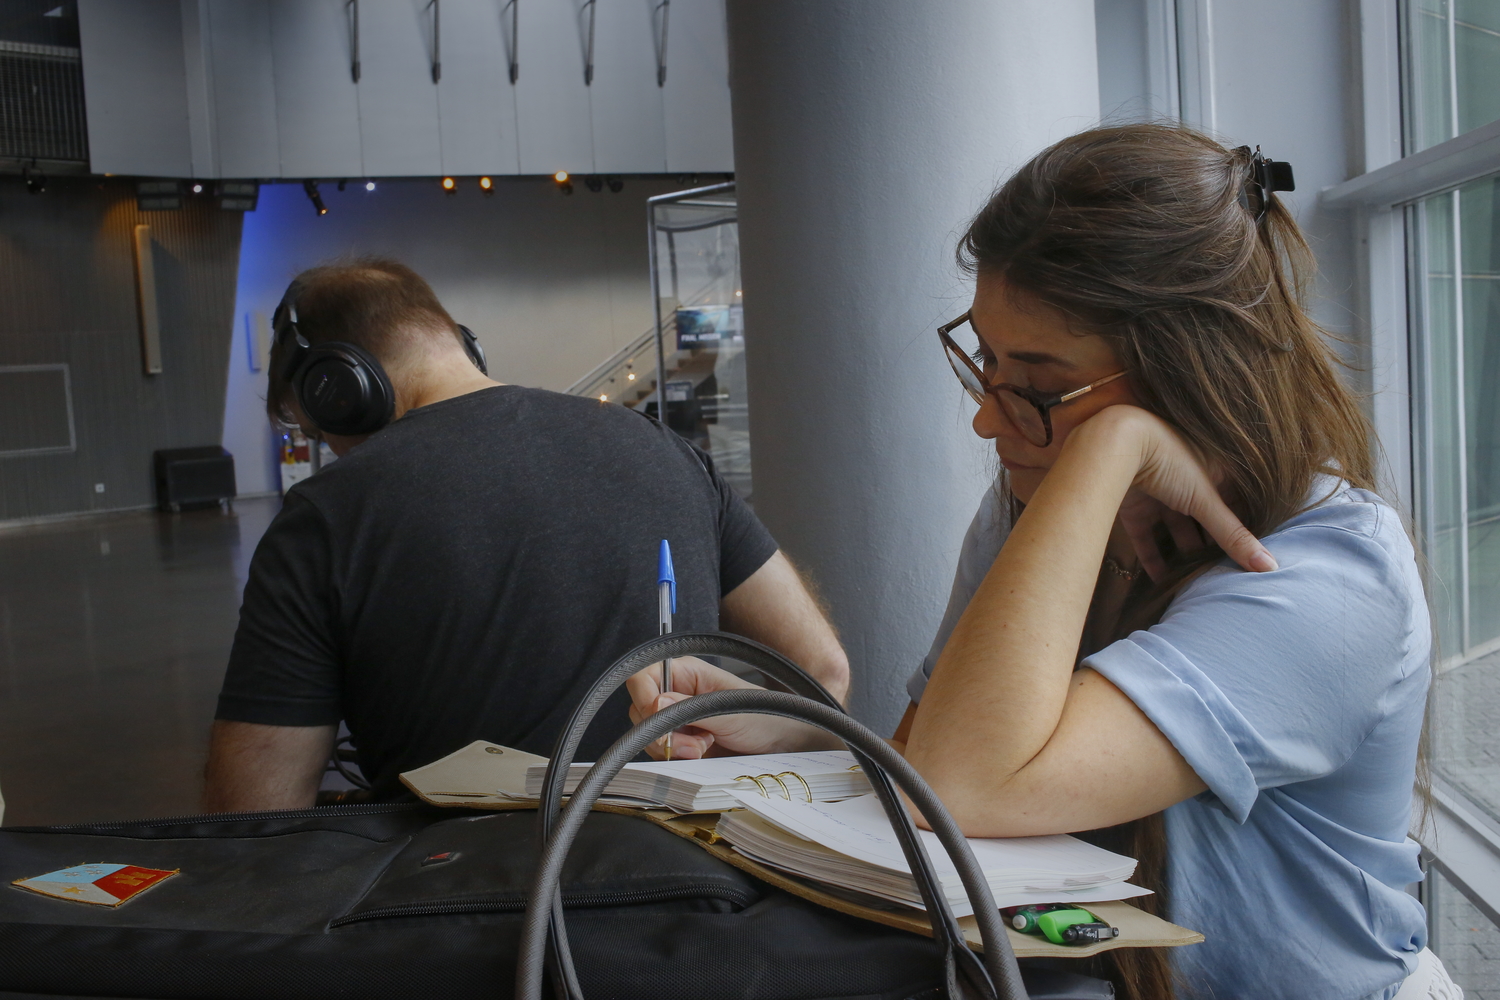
[733,771,814,802]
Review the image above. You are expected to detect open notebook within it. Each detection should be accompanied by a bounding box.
[523,750,873,813]
[716,793,1147,917]
[399,741,873,813]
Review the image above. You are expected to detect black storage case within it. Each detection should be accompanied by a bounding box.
[0,805,1110,1000]
[153,446,236,512]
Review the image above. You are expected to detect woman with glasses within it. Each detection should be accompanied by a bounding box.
[628,124,1448,1000]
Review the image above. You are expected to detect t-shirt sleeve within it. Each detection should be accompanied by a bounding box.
[215,492,344,727]
[907,480,1011,704]
[695,444,777,595]
[1083,508,1423,824]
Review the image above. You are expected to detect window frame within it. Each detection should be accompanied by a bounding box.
[1326,0,1500,943]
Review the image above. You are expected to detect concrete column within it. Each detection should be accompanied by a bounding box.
[728,0,1100,728]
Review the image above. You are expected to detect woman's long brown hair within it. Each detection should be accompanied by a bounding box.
[958,124,1377,999]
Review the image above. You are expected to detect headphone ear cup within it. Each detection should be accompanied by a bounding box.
[296,343,395,436]
[458,324,487,375]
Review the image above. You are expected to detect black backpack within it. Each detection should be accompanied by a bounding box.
[0,633,1113,1000]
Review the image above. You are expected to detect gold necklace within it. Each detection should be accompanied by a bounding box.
[1102,554,1139,582]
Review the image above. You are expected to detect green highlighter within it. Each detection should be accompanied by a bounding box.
[1035,908,1119,946]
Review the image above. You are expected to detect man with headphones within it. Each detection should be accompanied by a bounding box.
[203,258,848,810]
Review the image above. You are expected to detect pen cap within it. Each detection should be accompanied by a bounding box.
[657,539,676,613]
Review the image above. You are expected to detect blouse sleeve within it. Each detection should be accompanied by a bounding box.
[1083,501,1427,824]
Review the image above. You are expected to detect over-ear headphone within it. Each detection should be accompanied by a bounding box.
[272,284,487,437]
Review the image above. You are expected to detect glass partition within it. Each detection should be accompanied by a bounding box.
[647,184,750,500]
[563,183,749,500]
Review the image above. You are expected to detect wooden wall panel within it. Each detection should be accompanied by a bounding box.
[0,178,242,521]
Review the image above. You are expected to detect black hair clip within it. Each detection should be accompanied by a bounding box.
[1235,145,1295,222]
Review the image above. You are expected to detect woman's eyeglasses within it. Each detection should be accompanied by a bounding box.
[937,311,1127,448]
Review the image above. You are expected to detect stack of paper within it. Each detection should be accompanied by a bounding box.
[523,750,873,813]
[716,793,1147,916]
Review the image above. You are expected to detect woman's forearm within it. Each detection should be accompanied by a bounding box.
[905,413,1142,804]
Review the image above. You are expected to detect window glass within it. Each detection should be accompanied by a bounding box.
[1402,0,1500,153]
[1424,865,1500,992]
[1410,175,1500,826]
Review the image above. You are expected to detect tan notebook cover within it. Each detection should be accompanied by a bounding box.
[399,740,543,807]
[399,742,1204,959]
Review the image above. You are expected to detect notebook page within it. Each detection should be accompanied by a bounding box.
[616,749,863,785]
[732,792,1135,884]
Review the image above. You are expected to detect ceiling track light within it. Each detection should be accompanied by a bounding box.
[441,176,457,195]
[23,162,46,195]
[584,174,603,193]
[365,180,376,192]
[303,179,328,216]
[479,176,494,196]
[553,170,573,196]
[605,174,623,193]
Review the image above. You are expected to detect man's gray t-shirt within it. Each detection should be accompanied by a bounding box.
[908,478,1429,1000]
[217,386,777,798]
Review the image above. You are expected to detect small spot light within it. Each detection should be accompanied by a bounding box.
[735,289,743,297]
[24,164,46,195]
[303,179,328,216]
[606,175,623,193]
[584,174,603,193]
[554,171,569,183]
[599,394,608,402]
[479,176,494,196]
[191,183,203,194]
[553,171,573,196]
[365,180,376,192]
[627,372,636,381]
[441,176,457,195]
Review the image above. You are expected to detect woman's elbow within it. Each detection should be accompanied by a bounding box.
[904,757,1057,839]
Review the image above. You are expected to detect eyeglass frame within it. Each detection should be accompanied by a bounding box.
[937,310,1128,448]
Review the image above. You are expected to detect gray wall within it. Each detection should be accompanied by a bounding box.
[0,178,242,521]
[78,0,733,179]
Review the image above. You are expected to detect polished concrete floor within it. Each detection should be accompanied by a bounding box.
[0,497,279,827]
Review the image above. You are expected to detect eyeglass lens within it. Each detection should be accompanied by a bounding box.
[942,340,1051,447]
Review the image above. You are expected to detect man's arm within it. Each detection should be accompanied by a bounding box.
[201,720,336,813]
[719,550,850,702]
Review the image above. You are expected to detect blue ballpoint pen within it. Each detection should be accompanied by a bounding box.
[657,539,677,759]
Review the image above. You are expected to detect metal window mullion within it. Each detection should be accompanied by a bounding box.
[1446,0,1460,142]
[1450,188,1471,654]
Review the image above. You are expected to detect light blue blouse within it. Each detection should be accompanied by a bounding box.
[907,478,1429,1000]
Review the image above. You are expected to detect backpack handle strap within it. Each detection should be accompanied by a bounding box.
[520,686,1029,1000]
[536,631,988,997]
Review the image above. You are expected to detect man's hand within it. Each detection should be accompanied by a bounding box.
[201,720,336,812]
[626,657,840,760]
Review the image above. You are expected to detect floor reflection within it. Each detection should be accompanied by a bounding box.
[0,497,279,826]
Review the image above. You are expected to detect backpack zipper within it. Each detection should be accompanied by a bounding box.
[25,802,424,833]
[329,883,759,928]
